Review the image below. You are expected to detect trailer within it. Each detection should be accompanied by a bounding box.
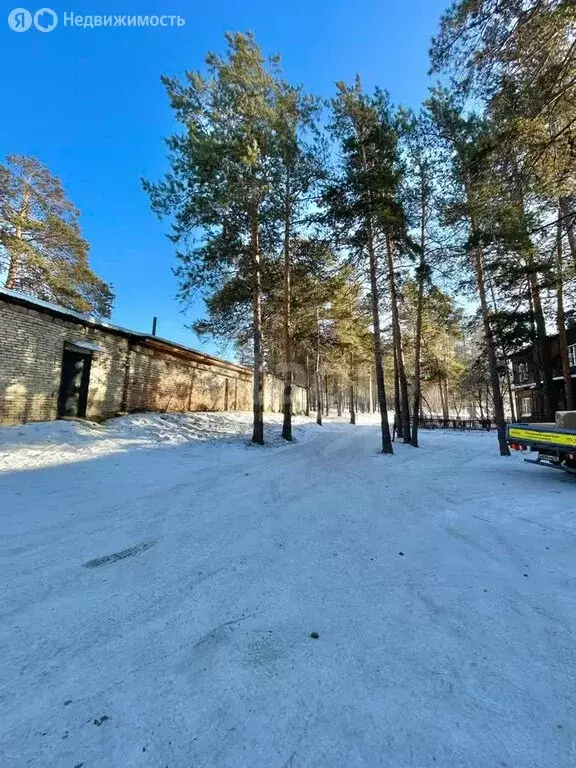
[507,419,576,475]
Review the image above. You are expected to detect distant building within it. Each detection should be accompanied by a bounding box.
[510,330,576,422]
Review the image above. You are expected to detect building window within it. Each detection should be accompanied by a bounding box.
[517,361,529,383]
[520,396,532,417]
[569,344,576,368]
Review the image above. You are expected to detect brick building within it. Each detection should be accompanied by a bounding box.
[510,329,576,422]
[0,287,305,426]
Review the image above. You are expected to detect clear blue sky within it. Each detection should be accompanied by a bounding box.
[1,0,448,357]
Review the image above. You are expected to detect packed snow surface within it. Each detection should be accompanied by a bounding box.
[1,412,575,767]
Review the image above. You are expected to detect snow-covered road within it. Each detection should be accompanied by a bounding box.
[1,415,575,767]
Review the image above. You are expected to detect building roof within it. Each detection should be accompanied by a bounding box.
[0,286,251,375]
[509,328,576,359]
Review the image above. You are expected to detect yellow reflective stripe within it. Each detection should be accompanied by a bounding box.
[508,427,576,447]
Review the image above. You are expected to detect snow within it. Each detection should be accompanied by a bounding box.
[0,285,139,335]
[0,412,323,473]
[1,413,575,767]
[0,411,398,473]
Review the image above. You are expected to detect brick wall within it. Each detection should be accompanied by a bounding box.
[0,296,307,426]
[126,342,253,413]
[264,374,306,413]
[0,300,128,425]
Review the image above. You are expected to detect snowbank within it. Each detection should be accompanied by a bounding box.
[0,411,330,472]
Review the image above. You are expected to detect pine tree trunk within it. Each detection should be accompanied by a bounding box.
[473,245,510,455]
[411,306,424,446]
[526,279,545,419]
[515,179,554,420]
[527,261,554,420]
[349,368,356,424]
[556,211,574,410]
[477,388,484,420]
[386,233,411,443]
[5,252,19,289]
[361,146,392,452]
[393,345,403,439]
[369,374,374,413]
[487,272,516,423]
[250,209,265,445]
[6,228,24,289]
[439,378,449,422]
[305,354,310,416]
[411,189,427,447]
[316,371,322,426]
[281,173,293,441]
[316,308,322,426]
[505,362,516,422]
[559,196,576,271]
[463,166,509,454]
[369,262,393,452]
[422,393,432,418]
[5,199,28,290]
[324,374,329,416]
[500,349,516,422]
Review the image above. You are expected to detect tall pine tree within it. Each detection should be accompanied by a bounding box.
[144,33,281,444]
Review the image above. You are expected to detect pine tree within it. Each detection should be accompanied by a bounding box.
[324,79,403,454]
[431,0,576,183]
[144,32,281,444]
[431,0,576,255]
[399,110,436,446]
[554,221,572,412]
[0,155,113,316]
[426,89,510,454]
[272,82,324,441]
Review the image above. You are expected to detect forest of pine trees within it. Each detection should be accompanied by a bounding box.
[144,1,575,453]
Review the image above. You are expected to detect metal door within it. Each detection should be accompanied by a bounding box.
[57,349,91,418]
